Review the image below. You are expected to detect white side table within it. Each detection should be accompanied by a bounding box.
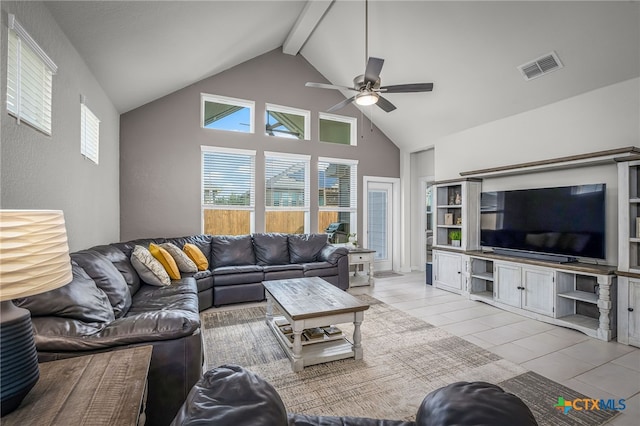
[348,248,376,287]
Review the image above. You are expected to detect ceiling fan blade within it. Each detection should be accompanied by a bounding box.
[364,57,384,84]
[379,83,434,93]
[327,96,356,113]
[306,82,356,91]
[375,95,396,113]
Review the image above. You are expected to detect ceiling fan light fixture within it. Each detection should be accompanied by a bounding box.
[355,91,379,106]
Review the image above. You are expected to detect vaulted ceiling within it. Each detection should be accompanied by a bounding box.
[46,0,640,153]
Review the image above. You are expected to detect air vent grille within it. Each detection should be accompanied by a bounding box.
[518,51,563,81]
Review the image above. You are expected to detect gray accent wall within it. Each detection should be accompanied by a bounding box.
[120,48,400,241]
[1,1,120,251]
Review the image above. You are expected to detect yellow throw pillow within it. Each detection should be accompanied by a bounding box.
[149,243,181,280]
[183,243,209,271]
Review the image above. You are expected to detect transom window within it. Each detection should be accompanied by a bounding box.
[201,94,254,133]
[265,152,310,234]
[265,104,310,140]
[201,146,256,235]
[318,158,358,242]
[319,112,357,146]
[6,14,57,135]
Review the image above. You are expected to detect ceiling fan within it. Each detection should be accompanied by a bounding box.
[305,0,434,113]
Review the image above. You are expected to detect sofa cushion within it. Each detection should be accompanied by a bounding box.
[16,262,115,324]
[91,244,142,295]
[303,262,339,278]
[70,249,132,318]
[131,245,171,286]
[416,381,537,426]
[212,235,256,267]
[252,233,289,265]
[150,243,181,279]
[289,233,329,263]
[184,243,209,271]
[128,279,199,314]
[213,265,263,286]
[171,364,287,426]
[160,242,198,273]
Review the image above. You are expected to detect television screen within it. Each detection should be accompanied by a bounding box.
[480,184,606,260]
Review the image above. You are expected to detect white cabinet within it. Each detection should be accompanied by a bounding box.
[433,250,464,294]
[522,267,555,316]
[618,276,640,347]
[495,263,522,308]
[465,254,615,341]
[494,262,554,316]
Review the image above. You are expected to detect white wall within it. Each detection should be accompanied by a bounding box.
[431,78,640,266]
[434,78,639,180]
[1,1,120,251]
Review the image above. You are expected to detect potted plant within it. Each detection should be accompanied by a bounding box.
[449,230,462,247]
[347,233,358,248]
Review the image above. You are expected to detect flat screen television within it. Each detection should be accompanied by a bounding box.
[480,184,606,261]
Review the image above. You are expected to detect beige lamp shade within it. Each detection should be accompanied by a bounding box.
[0,210,72,301]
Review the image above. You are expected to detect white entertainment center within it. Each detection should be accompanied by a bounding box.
[431,147,640,345]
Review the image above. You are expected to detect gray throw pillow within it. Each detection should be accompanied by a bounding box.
[160,242,198,273]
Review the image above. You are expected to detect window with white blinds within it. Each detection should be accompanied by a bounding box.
[80,101,100,164]
[318,158,358,237]
[201,147,256,235]
[6,14,57,135]
[265,152,310,233]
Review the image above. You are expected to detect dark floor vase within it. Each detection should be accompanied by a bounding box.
[0,301,39,416]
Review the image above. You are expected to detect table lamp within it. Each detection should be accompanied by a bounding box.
[0,210,72,416]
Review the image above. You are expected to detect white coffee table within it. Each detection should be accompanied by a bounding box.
[263,277,370,372]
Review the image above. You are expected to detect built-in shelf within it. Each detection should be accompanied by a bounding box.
[471,272,494,281]
[471,291,493,301]
[557,291,598,304]
[557,314,600,330]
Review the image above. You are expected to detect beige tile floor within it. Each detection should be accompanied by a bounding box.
[350,271,640,426]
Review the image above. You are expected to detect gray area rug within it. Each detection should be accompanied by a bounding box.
[201,295,618,425]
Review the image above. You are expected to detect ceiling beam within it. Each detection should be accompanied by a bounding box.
[283,0,333,55]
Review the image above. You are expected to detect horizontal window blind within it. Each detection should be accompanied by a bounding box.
[265,153,310,209]
[202,148,255,208]
[7,14,56,135]
[318,159,358,210]
[80,102,100,164]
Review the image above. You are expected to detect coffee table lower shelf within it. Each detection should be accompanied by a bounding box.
[267,317,356,369]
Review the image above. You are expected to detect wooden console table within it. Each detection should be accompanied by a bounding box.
[3,345,152,425]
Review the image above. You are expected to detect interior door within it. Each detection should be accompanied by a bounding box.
[367,181,393,271]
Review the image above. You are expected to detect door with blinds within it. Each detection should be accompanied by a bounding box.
[367,181,393,272]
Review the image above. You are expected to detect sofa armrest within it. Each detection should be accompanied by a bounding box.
[318,245,349,265]
[31,310,200,352]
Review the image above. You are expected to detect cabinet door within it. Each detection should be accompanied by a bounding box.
[629,280,640,347]
[434,251,463,292]
[495,263,522,308]
[522,267,555,316]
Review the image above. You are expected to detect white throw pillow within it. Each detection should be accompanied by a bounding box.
[131,245,171,286]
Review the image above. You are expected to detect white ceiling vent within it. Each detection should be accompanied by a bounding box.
[518,51,563,81]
